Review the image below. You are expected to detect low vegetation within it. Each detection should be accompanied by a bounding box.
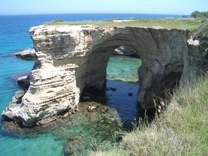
[45,18,208,31]
[90,77,208,156]
[191,11,208,18]
[52,19,65,23]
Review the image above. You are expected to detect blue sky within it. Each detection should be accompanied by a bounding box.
[0,0,207,15]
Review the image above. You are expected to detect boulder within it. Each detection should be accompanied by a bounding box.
[15,48,35,60]
[128,92,133,96]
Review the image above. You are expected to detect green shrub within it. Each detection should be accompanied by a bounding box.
[191,11,208,18]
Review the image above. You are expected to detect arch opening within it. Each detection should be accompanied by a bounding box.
[77,45,142,129]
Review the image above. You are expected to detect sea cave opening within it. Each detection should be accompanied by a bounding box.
[79,46,142,130]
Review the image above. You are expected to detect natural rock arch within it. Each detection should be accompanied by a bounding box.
[75,44,140,92]
[74,27,187,109]
[3,25,202,127]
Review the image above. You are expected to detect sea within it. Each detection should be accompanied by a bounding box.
[0,13,183,156]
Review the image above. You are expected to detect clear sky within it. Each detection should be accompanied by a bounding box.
[0,0,207,15]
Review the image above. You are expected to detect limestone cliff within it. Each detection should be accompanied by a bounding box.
[2,24,207,127]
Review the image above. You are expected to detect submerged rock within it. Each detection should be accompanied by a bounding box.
[69,135,83,143]
[109,87,117,91]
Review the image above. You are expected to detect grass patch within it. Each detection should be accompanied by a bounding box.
[90,77,208,156]
[44,18,208,31]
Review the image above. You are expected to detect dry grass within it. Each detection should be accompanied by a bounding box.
[90,77,208,156]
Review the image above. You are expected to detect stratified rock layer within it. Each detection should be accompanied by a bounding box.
[2,25,207,127]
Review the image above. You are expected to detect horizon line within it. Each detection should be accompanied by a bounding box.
[0,12,187,16]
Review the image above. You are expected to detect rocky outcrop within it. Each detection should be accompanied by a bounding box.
[2,24,207,127]
[3,90,26,120]
[17,75,30,88]
[15,48,35,60]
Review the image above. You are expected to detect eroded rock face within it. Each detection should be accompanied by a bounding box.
[181,23,208,86]
[3,24,205,127]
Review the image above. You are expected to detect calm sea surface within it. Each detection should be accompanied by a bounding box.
[0,13,182,156]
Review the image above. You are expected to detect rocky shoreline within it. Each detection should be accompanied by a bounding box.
[2,24,208,127]
[3,96,123,155]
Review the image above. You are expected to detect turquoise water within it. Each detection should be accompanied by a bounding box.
[0,55,141,156]
[0,55,140,156]
[0,132,63,156]
[107,56,141,82]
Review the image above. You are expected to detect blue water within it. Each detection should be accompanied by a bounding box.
[0,13,183,156]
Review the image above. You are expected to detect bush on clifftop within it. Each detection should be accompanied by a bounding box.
[191,11,208,18]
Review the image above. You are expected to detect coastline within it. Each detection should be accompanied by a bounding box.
[0,14,207,156]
